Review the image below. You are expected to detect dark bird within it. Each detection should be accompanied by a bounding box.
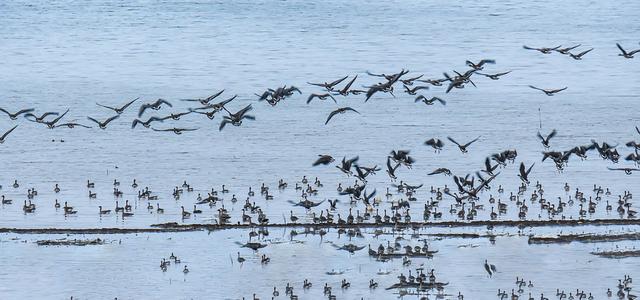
[181,90,225,105]
[42,109,70,129]
[190,95,237,119]
[447,136,480,153]
[414,95,446,105]
[24,112,59,123]
[476,71,511,80]
[529,85,567,96]
[87,115,120,129]
[424,138,445,152]
[219,104,255,131]
[465,59,495,70]
[307,93,336,104]
[484,260,497,277]
[365,69,408,101]
[607,167,640,175]
[518,162,535,184]
[537,129,557,148]
[307,76,349,91]
[482,157,499,176]
[569,48,593,60]
[616,43,640,59]
[333,75,364,96]
[313,155,335,166]
[0,125,18,143]
[96,97,139,114]
[159,111,192,121]
[138,99,173,117]
[523,45,561,54]
[152,128,198,135]
[400,74,424,86]
[336,156,359,175]
[417,78,448,86]
[131,117,164,129]
[55,122,92,129]
[443,69,476,93]
[386,157,401,180]
[402,84,429,95]
[289,199,324,210]
[325,107,359,125]
[0,107,35,120]
[428,168,451,176]
[555,44,581,54]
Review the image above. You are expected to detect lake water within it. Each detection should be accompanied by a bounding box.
[0,0,639,299]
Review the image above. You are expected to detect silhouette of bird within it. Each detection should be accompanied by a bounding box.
[96,97,139,114]
[0,108,34,120]
[616,43,640,59]
[87,115,120,129]
[529,85,567,96]
[325,107,359,125]
[447,136,480,153]
[307,93,336,104]
[313,155,335,166]
[415,95,446,105]
[138,99,173,117]
[537,129,557,148]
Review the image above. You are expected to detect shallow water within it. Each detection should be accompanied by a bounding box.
[1,0,640,299]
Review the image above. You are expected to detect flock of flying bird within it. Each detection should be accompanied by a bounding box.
[3,42,640,300]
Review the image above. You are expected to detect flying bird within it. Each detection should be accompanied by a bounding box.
[307,93,336,104]
[131,117,164,129]
[537,129,557,148]
[219,104,255,131]
[87,115,120,129]
[476,71,511,80]
[447,136,480,153]
[96,97,139,114]
[152,128,198,135]
[0,108,35,120]
[181,90,225,105]
[523,45,561,54]
[307,76,349,91]
[568,48,593,60]
[518,162,535,184]
[424,138,445,152]
[138,99,173,117]
[325,107,359,125]
[616,43,640,59]
[529,85,567,96]
[313,155,335,166]
[415,95,446,105]
[465,59,495,70]
[24,112,59,123]
[0,125,18,143]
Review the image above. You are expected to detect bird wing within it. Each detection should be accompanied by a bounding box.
[15,108,35,116]
[548,129,557,140]
[447,137,461,147]
[0,107,10,116]
[343,107,359,114]
[156,99,173,107]
[86,116,101,125]
[519,162,526,177]
[526,163,535,175]
[96,103,117,111]
[328,75,349,87]
[616,43,628,55]
[0,125,18,140]
[464,136,480,147]
[341,75,357,92]
[529,85,544,91]
[119,97,140,111]
[219,119,230,131]
[307,94,318,104]
[552,87,567,93]
[103,115,120,126]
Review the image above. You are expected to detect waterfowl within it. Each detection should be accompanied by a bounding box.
[86,115,120,129]
[138,99,173,117]
[324,107,359,125]
[99,206,111,214]
[529,85,567,96]
[447,136,480,153]
[181,206,191,218]
[537,129,557,148]
[616,43,640,58]
[0,107,35,120]
[307,75,348,91]
[96,97,139,114]
[414,95,446,105]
